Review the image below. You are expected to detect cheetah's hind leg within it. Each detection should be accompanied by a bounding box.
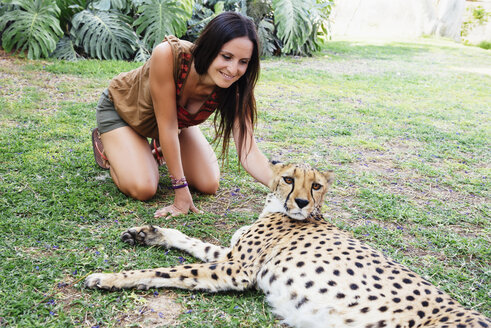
[120,225,230,262]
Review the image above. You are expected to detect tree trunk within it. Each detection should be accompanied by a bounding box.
[417,0,465,40]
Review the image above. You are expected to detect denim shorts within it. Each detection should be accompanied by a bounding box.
[96,88,129,134]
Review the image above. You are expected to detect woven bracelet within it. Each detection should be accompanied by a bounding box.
[170,182,188,190]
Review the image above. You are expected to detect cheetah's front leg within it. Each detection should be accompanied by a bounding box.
[85,261,254,292]
[120,225,230,262]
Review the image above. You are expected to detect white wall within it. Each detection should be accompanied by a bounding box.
[330,0,470,41]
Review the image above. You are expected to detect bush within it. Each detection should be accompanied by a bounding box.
[478,40,491,50]
[0,0,333,60]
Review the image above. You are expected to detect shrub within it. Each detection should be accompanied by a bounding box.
[0,0,333,60]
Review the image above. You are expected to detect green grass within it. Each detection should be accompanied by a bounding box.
[0,37,490,327]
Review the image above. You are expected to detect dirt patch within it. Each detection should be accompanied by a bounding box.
[114,291,182,327]
[201,188,265,216]
[50,276,182,327]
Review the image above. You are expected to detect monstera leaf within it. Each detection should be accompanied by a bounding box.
[134,39,151,62]
[272,0,314,55]
[0,0,63,59]
[71,9,137,60]
[134,0,193,50]
[51,35,80,61]
[257,18,278,56]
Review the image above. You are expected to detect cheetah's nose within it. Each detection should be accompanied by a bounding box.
[295,198,309,209]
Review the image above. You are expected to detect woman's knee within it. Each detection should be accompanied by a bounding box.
[194,178,219,195]
[119,177,158,201]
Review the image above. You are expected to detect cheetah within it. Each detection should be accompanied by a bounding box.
[86,161,490,328]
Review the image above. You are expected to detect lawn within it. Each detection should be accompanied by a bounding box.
[0,38,489,327]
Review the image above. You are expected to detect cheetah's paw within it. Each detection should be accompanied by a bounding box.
[121,225,164,246]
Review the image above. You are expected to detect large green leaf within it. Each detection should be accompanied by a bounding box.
[56,0,89,32]
[71,9,137,60]
[0,0,63,59]
[134,0,193,50]
[272,0,314,55]
[257,17,277,56]
[51,35,80,61]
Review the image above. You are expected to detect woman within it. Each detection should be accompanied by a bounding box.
[92,12,272,218]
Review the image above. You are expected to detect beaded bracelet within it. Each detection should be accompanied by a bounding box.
[170,175,188,190]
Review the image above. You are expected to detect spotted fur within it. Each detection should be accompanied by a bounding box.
[85,162,490,328]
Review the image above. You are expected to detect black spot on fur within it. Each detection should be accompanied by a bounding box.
[295,296,309,309]
[155,271,170,278]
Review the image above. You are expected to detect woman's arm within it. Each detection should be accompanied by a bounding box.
[149,42,199,217]
[233,118,272,187]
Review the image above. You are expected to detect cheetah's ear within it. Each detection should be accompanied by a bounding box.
[268,160,284,189]
[269,160,284,174]
[323,170,335,186]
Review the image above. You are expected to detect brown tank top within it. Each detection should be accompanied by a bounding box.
[107,35,218,138]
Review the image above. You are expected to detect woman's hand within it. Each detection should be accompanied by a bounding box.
[154,188,201,218]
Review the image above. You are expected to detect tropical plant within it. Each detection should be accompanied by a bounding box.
[0,0,333,60]
[134,0,193,51]
[50,35,80,61]
[185,1,224,42]
[257,17,277,56]
[272,0,314,55]
[0,0,63,59]
[71,8,137,60]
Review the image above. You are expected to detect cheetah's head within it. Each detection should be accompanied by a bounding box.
[264,161,334,220]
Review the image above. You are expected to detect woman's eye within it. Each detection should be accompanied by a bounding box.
[222,54,231,60]
[283,177,294,184]
[312,183,322,190]
[240,60,249,65]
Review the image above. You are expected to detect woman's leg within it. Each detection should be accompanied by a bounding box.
[100,126,159,201]
[179,126,220,195]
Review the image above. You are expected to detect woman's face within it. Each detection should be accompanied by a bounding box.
[207,36,253,88]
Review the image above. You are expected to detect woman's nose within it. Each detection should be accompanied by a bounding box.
[228,61,238,75]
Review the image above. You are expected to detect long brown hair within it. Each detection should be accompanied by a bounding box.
[192,12,260,161]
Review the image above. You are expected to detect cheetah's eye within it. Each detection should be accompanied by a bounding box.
[283,177,294,184]
[312,183,322,190]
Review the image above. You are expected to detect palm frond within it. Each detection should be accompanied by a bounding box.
[71,9,137,60]
[272,0,314,55]
[134,0,192,50]
[0,0,63,59]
